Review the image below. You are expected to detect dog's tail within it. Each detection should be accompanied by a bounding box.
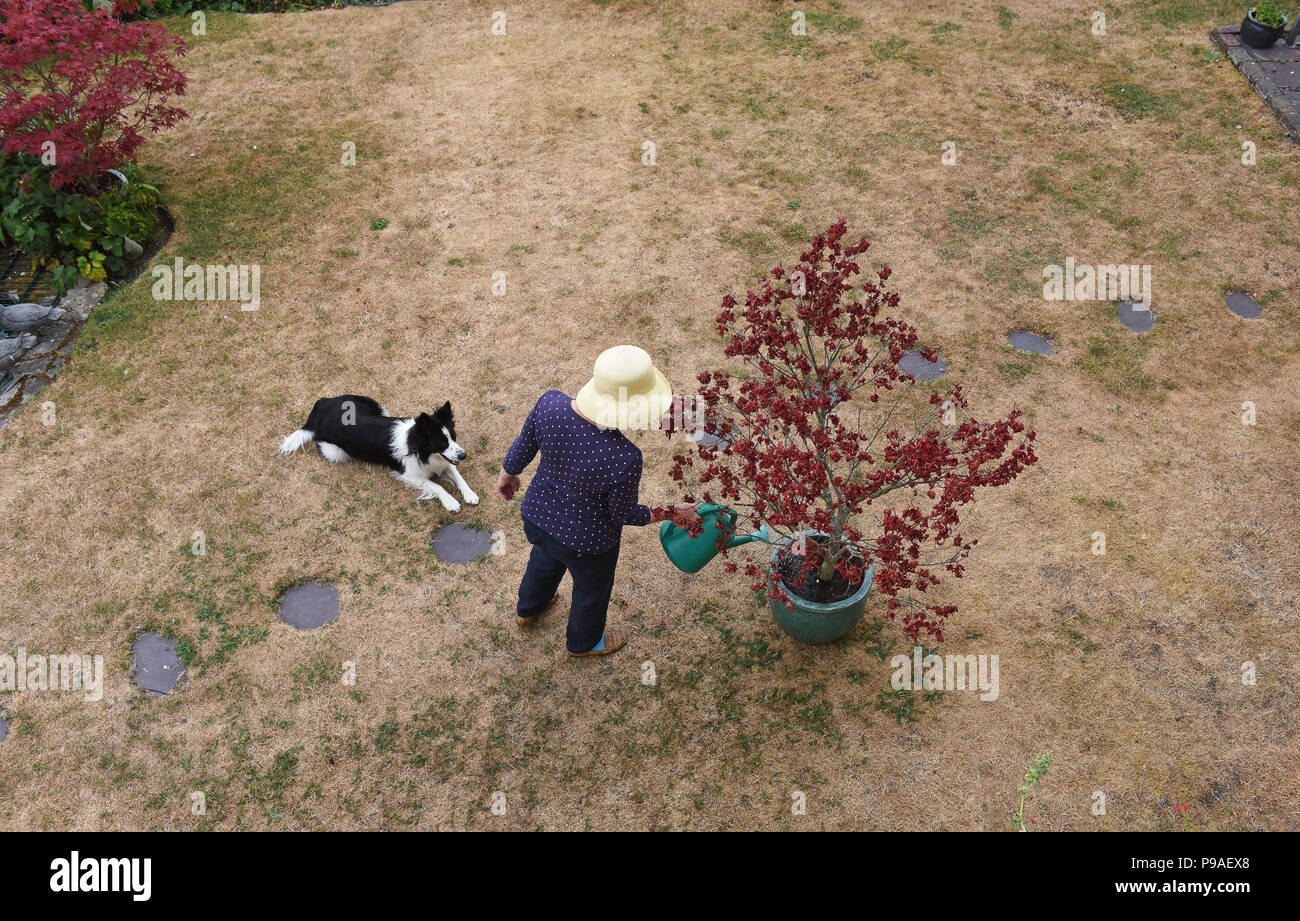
[278,428,314,456]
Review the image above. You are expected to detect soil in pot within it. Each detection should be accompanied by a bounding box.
[775,541,864,604]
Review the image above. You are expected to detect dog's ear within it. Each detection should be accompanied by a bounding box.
[415,412,434,431]
[434,400,452,421]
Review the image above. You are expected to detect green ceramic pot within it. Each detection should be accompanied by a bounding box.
[1241,10,1287,48]
[768,533,874,644]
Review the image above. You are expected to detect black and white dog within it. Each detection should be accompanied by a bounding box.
[278,395,479,512]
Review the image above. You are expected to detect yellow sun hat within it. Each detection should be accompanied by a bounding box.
[574,345,674,431]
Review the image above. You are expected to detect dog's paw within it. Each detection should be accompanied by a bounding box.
[439,496,462,513]
[461,489,480,506]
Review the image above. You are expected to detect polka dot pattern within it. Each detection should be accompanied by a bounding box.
[503,390,652,553]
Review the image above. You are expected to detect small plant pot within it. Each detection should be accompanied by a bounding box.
[1240,10,1287,48]
[768,532,874,645]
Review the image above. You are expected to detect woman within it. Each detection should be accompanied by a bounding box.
[497,345,700,657]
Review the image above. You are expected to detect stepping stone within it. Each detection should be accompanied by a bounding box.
[695,430,730,450]
[133,633,185,694]
[1116,301,1154,333]
[1007,331,1053,355]
[431,524,493,564]
[0,713,10,741]
[279,581,340,629]
[1225,291,1262,319]
[900,349,947,381]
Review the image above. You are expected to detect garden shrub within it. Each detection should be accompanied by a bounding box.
[1,156,164,290]
[0,0,184,288]
[0,0,188,191]
[126,0,341,17]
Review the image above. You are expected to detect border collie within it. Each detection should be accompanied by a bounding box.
[278,394,479,512]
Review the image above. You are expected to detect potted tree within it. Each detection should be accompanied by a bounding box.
[668,220,1039,645]
[1240,2,1290,48]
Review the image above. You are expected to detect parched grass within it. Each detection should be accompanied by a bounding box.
[1,0,1298,832]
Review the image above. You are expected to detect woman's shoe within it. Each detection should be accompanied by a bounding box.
[516,593,560,627]
[568,630,627,657]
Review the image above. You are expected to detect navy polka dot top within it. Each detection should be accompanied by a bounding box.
[503,390,652,553]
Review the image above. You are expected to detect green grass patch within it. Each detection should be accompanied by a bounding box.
[1076,327,1155,395]
[1101,81,1176,121]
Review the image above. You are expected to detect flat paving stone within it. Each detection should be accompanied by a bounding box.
[1262,62,1300,88]
[1211,26,1300,144]
[695,430,730,450]
[431,524,493,564]
[133,632,185,694]
[1116,301,1155,333]
[900,349,947,381]
[1226,291,1262,318]
[279,581,340,629]
[1253,43,1300,61]
[0,714,10,741]
[1007,331,1053,355]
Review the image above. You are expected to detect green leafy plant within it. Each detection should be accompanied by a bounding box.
[0,155,162,290]
[370,217,389,231]
[123,0,339,17]
[1013,755,1051,830]
[1251,2,1288,28]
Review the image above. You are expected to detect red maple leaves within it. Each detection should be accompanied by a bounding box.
[0,0,188,190]
[672,219,1039,641]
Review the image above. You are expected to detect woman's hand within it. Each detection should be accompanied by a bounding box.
[498,469,521,500]
[653,502,702,529]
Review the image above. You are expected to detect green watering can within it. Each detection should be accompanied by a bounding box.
[660,503,769,574]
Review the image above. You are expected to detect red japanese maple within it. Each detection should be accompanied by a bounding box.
[0,0,187,190]
[669,220,1038,642]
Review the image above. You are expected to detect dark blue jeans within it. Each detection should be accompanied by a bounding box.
[517,514,621,653]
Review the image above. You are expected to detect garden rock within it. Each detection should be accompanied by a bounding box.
[60,280,108,323]
[1,302,66,333]
[0,333,37,374]
[0,282,106,430]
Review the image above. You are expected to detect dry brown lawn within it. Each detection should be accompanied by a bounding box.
[0,0,1297,830]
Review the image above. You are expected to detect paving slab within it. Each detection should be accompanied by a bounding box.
[1226,291,1263,318]
[899,349,947,381]
[431,524,493,564]
[133,633,185,694]
[279,581,340,629]
[1212,26,1300,143]
[1117,301,1155,333]
[1008,331,1053,355]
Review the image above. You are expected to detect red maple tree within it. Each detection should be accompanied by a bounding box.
[0,0,188,190]
[669,219,1039,642]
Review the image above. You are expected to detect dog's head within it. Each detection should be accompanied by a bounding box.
[412,401,466,466]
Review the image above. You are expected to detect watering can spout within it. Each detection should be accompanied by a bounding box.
[659,504,768,574]
[726,525,769,549]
